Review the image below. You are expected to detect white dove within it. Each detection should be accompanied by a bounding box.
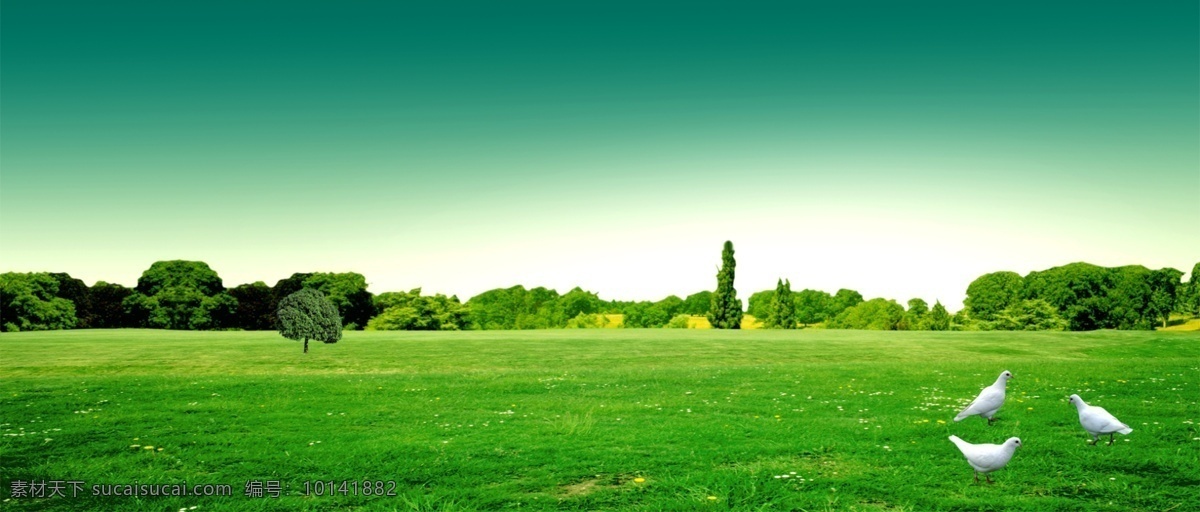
[949,435,1022,483]
[954,370,1012,425]
[1069,394,1132,445]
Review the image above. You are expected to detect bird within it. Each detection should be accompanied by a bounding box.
[949,435,1022,483]
[954,370,1013,425]
[1069,394,1132,445]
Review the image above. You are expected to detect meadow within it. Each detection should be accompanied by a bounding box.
[2,329,1198,511]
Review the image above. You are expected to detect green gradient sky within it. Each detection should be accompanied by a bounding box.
[2,1,1197,310]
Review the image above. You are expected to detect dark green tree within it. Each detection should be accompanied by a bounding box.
[707,241,743,329]
[964,271,1024,322]
[1146,268,1184,328]
[900,298,930,330]
[1185,262,1200,316]
[50,273,91,328]
[993,299,1068,331]
[368,288,469,330]
[0,272,77,332]
[828,289,864,319]
[681,291,713,315]
[766,279,796,329]
[794,289,833,325]
[302,273,374,330]
[125,261,238,330]
[623,301,670,328]
[655,295,685,319]
[277,288,342,353]
[273,273,313,303]
[88,281,135,328]
[229,281,277,330]
[929,301,951,331]
[746,289,775,321]
[828,298,905,330]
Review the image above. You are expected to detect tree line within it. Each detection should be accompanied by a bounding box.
[2,248,1197,333]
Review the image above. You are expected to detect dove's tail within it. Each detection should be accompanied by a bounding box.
[1118,426,1132,435]
[948,435,968,451]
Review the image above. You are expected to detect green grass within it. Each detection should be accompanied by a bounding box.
[2,329,1199,511]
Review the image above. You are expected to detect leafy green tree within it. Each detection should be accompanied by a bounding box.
[828,298,905,330]
[0,272,78,332]
[794,289,833,325]
[565,312,609,328]
[560,287,603,319]
[828,289,864,319]
[992,299,1069,331]
[367,288,469,330]
[681,291,713,315]
[964,271,1024,322]
[1022,263,1109,330]
[900,298,929,330]
[302,273,374,330]
[655,295,685,319]
[1184,262,1200,316]
[746,289,775,321]
[665,314,691,328]
[125,261,238,330]
[623,301,669,328]
[466,285,564,329]
[929,301,951,331]
[273,273,313,303]
[50,273,91,328]
[765,279,796,329]
[88,281,135,328]
[277,289,342,353]
[229,281,277,330]
[1147,268,1184,328]
[708,241,743,329]
[136,260,225,297]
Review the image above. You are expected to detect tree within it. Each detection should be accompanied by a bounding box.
[1185,262,1200,316]
[681,291,713,315]
[964,271,1024,322]
[302,273,374,330]
[1021,263,1109,330]
[1146,268,1184,328]
[900,298,929,330]
[746,289,775,321]
[655,295,685,319]
[277,289,342,353]
[828,289,864,319]
[88,281,135,328]
[828,298,905,330]
[766,279,796,329]
[367,288,469,330]
[665,314,691,328]
[794,289,833,325]
[708,241,743,329]
[992,299,1068,331]
[229,282,277,330]
[929,301,951,331]
[623,301,669,328]
[50,273,91,328]
[125,261,238,330]
[0,272,77,332]
[273,273,313,304]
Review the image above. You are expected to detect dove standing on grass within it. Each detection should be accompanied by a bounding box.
[954,370,1012,425]
[1069,394,1132,445]
[948,435,1022,483]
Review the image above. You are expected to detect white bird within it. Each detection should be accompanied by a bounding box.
[1069,394,1132,445]
[954,370,1013,425]
[949,435,1022,483]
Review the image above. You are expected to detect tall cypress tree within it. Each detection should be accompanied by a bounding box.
[708,240,743,329]
[767,278,796,329]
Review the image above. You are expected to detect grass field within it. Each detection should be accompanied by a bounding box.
[2,329,1198,511]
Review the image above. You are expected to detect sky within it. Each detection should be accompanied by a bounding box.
[2,1,1197,311]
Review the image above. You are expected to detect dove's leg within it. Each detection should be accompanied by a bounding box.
[987,416,995,426]
[974,471,979,483]
[985,474,994,484]
[1089,435,1098,445]
[1107,433,1115,446]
